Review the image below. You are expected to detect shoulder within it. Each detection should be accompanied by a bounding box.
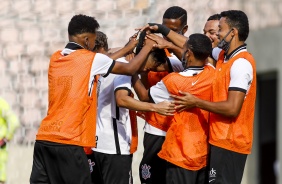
[94,53,112,61]
[232,58,252,69]
[212,47,223,61]
[162,72,179,85]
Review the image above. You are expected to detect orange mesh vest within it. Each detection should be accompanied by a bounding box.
[144,49,173,131]
[157,65,215,170]
[36,50,98,147]
[209,51,256,154]
[129,93,138,154]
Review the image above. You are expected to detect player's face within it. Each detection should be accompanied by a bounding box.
[85,33,96,51]
[162,18,186,42]
[203,20,220,48]
[162,18,183,33]
[217,17,232,43]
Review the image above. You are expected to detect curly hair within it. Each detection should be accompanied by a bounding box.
[68,14,100,36]
[93,31,108,52]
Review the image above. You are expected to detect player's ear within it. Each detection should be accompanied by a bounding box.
[84,36,90,49]
[182,25,188,35]
[231,28,237,37]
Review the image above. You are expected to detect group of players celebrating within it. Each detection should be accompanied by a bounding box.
[29,6,256,184]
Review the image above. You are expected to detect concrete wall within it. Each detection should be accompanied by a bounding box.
[247,26,282,184]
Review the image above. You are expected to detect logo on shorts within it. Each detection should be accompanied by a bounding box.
[209,168,216,177]
[141,164,151,180]
[88,159,95,173]
[209,168,216,183]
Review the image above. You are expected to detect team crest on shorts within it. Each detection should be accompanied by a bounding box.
[141,164,151,180]
[88,159,95,173]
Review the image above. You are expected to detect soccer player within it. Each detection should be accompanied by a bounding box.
[171,10,257,184]
[0,97,19,184]
[138,6,187,184]
[30,14,159,184]
[133,33,214,184]
[92,32,175,184]
[203,13,221,66]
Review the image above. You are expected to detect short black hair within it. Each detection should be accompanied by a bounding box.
[186,33,212,61]
[207,14,221,21]
[68,14,100,36]
[93,31,108,51]
[163,6,187,26]
[220,10,249,41]
[150,49,168,65]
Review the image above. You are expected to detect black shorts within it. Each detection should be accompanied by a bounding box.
[166,162,208,184]
[139,132,166,184]
[92,151,133,184]
[208,145,248,184]
[86,153,95,184]
[30,140,91,184]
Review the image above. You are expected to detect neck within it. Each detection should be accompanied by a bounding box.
[226,40,245,55]
[187,60,205,68]
[69,35,86,49]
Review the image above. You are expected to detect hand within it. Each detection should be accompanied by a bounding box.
[135,24,154,34]
[144,38,156,48]
[146,34,172,49]
[125,53,135,61]
[154,101,175,116]
[170,91,197,112]
[124,33,139,50]
[136,23,170,36]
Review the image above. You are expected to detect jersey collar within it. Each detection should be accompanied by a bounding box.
[224,43,247,61]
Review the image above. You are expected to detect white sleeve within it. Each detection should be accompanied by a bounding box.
[229,58,253,93]
[114,75,132,92]
[149,80,173,103]
[91,53,114,77]
[168,56,184,72]
[212,47,222,61]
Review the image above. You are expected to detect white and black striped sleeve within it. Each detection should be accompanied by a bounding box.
[229,58,253,94]
[91,53,115,77]
[113,75,132,94]
[149,80,173,103]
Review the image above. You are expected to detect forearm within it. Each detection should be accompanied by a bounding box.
[139,72,150,89]
[167,42,183,60]
[132,74,150,101]
[166,31,188,48]
[111,45,153,76]
[117,96,157,112]
[194,97,242,118]
[126,45,153,74]
[108,46,133,60]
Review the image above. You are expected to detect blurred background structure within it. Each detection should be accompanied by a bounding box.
[0,0,281,183]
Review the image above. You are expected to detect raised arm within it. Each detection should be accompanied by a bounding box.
[108,34,138,60]
[141,23,188,49]
[146,34,183,60]
[111,39,155,75]
[131,74,150,102]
